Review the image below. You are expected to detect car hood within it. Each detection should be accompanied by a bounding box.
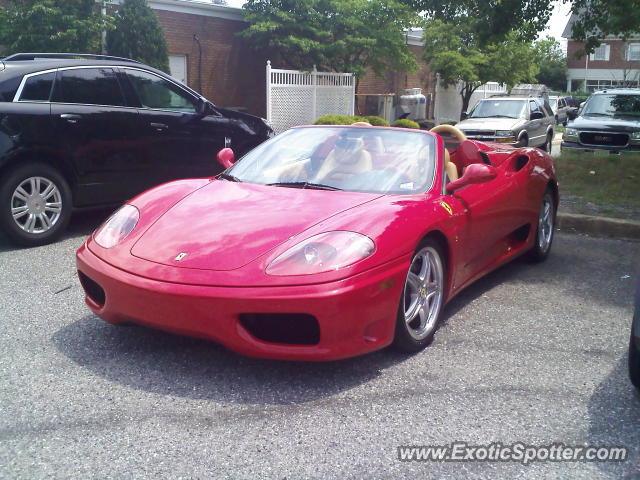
[457,117,522,131]
[569,114,640,132]
[130,180,382,271]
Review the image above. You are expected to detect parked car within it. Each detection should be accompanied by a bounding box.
[0,53,274,247]
[630,279,640,390]
[77,123,558,361]
[561,89,640,154]
[548,95,572,126]
[456,95,555,151]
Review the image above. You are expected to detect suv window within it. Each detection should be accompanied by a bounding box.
[124,69,196,113]
[0,75,22,102]
[529,100,543,117]
[19,71,56,102]
[52,68,125,106]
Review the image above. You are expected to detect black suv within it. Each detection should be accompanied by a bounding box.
[561,88,640,154]
[0,53,273,246]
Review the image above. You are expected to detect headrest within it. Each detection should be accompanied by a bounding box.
[335,137,364,151]
[456,140,484,169]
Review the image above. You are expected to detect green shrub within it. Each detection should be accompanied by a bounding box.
[313,114,355,125]
[439,120,457,126]
[364,115,389,126]
[391,119,420,129]
[313,114,383,125]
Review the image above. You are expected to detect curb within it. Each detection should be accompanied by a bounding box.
[557,212,640,241]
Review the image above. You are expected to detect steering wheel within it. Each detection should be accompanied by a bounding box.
[430,124,467,142]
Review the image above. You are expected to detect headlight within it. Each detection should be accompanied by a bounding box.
[495,130,512,137]
[94,205,140,248]
[564,128,578,139]
[266,231,375,276]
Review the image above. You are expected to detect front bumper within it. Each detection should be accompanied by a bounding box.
[76,244,409,361]
[561,141,640,154]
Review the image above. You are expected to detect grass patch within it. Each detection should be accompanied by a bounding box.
[554,125,565,134]
[555,152,640,208]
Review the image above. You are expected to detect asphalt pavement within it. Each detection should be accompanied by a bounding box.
[0,211,639,480]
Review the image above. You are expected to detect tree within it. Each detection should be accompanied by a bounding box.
[533,37,567,91]
[566,0,640,53]
[239,0,419,79]
[0,0,111,54]
[399,0,554,44]
[106,0,169,72]
[422,20,538,119]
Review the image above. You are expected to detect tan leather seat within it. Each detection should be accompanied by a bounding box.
[314,137,372,182]
[444,148,458,181]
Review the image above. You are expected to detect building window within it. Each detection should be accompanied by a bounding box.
[589,44,610,61]
[585,78,640,92]
[169,55,188,85]
[628,43,640,61]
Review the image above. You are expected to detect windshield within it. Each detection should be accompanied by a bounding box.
[549,98,557,108]
[469,100,527,119]
[227,126,436,195]
[583,94,640,117]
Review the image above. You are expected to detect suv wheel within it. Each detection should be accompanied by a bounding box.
[0,163,72,247]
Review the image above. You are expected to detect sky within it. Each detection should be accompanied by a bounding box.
[224,0,573,51]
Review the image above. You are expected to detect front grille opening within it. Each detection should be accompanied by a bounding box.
[78,271,106,307]
[579,132,629,147]
[239,313,320,345]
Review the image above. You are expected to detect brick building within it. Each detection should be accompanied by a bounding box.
[562,14,640,92]
[141,0,435,118]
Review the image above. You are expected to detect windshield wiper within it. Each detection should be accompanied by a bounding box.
[482,115,516,118]
[266,181,342,191]
[218,172,241,182]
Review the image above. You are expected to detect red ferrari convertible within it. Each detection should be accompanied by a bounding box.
[76,124,557,361]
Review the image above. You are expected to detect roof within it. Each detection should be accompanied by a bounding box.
[591,88,640,95]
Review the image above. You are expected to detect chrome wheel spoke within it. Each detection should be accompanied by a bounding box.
[45,202,62,213]
[30,177,40,194]
[24,214,36,233]
[11,205,29,219]
[407,272,422,291]
[41,183,56,200]
[39,213,52,229]
[14,186,29,202]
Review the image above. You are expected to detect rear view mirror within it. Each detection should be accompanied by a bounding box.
[446,163,497,192]
[217,148,235,168]
[531,111,544,120]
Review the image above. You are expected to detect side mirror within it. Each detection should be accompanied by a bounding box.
[460,111,468,120]
[217,148,235,168]
[446,163,497,192]
[531,111,544,120]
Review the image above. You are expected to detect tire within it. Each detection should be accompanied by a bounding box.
[527,188,555,262]
[393,239,446,353]
[517,135,528,148]
[630,333,640,390]
[0,162,72,247]
[542,132,553,152]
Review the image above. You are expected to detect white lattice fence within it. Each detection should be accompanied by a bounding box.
[266,62,355,134]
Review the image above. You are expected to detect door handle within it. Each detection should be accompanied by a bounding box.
[60,113,81,123]
[150,122,169,131]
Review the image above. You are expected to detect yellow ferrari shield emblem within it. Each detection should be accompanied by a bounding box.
[439,201,453,216]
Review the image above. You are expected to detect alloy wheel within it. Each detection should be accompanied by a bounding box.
[10,176,63,234]
[402,246,444,341]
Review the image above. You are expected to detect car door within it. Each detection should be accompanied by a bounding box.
[528,99,546,147]
[121,67,229,183]
[49,66,147,206]
[557,98,568,124]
